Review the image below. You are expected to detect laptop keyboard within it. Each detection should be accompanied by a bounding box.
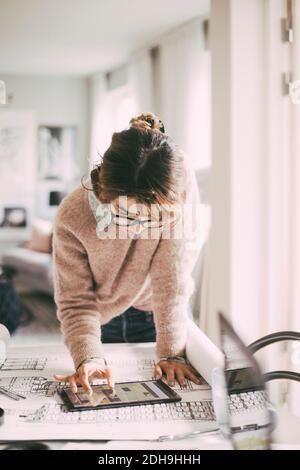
[23,400,216,424]
[87,401,216,422]
[228,390,267,414]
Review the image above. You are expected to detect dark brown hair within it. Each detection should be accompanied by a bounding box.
[87,112,186,207]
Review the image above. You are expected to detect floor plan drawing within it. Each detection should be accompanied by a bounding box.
[0,357,48,371]
[0,376,65,398]
[0,330,220,441]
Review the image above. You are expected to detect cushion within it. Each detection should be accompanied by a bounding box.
[24,219,53,254]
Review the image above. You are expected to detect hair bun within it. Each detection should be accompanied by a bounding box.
[129,112,165,133]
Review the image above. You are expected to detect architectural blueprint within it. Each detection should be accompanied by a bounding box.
[0,322,222,441]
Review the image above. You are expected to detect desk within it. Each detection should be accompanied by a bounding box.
[0,342,218,445]
[1,342,300,450]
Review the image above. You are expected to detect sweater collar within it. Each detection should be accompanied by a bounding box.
[88,189,113,234]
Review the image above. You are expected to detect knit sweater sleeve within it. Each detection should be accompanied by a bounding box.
[150,163,201,359]
[52,205,103,369]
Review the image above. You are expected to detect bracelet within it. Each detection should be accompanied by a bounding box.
[159,356,187,364]
[76,357,107,371]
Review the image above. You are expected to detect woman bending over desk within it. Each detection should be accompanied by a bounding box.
[52,112,202,394]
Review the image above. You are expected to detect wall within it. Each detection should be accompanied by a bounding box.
[1,75,90,177]
[209,0,268,346]
[209,0,295,409]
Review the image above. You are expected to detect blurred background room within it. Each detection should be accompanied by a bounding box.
[0,0,300,419]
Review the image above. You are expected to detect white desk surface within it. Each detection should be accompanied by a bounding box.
[0,343,300,450]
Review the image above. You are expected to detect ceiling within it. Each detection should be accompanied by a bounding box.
[0,0,209,77]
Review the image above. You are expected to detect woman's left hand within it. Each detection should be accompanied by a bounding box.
[153,359,202,388]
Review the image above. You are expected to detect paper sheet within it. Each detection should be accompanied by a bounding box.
[0,321,223,441]
[0,324,10,359]
[186,319,224,385]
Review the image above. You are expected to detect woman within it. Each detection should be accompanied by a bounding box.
[53,112,202,394]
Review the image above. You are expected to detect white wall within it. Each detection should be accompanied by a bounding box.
[209,0,272,346]
[209,0,295,409]
[1,75,90,176]
[207,0,231,345]
[289,0,300,417]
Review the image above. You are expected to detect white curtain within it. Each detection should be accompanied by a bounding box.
[127,48,154,115]
[89,19,210,172]
[157,18,211,325]
[89,72,108,165]
[89,72,137,166]
[157,17,210,172]
[89,49,154,168]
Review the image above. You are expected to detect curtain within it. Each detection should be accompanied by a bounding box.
[89,18,210,173]
[89,49,154,167]
[89,72,108,165]
[157,17,210,172]
[127,48,154,115]
[156,18,211,325]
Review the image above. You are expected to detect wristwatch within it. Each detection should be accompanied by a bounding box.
[159,356,187,364]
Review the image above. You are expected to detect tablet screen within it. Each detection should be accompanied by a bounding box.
[64,380,176,409]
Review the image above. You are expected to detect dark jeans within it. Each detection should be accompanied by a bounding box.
[101,306,156,343]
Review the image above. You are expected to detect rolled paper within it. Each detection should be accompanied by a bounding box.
[186,319,224,386]
[0,324,10,360]
[0,80,6,105]
[0,408,4,426]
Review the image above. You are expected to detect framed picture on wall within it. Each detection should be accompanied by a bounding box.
[0,207,27,228]
[35,180,67,221]
[0,110,36,242]
[0,199,33,243]
[0,110,37,193]
[38,126,78,181]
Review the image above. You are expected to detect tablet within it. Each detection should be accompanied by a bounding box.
[59,379,182,412]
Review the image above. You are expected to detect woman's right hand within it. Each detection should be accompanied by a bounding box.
[54,359,114,395]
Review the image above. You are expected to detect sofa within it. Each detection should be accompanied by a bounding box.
[1,246,53,295]
[1,218,54,295]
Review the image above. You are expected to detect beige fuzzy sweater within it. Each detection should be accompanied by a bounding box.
[52,164,201,369]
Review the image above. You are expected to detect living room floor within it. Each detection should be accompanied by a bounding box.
[10,291,63,347]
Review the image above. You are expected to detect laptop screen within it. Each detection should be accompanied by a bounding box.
[225,367,263,394]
